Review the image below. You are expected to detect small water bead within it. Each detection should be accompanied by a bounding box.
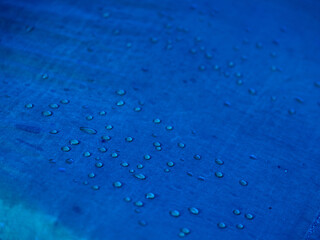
[153,142,161,147]
[249,154,257,160]
[116,89,126,96]
[134,173,146,180]
[294,97,304,103]
[156,146,162,151]
[95,162,104,168]
[166,125,174,131]
[83,152,91,157]
[105,125,113,130]
[129,169,135,173]
[217,222,227,229]
[198,176,205,181]
[193,154,201,160]
[215,158,224,165]
[60,99,69,104]
[91,185,100,190]
[99,111,106,116]
[98,147,107,153]
[125,137,133,142]
[228,61,235,68]
[233,209,241,215]
[245,213,254,220]
[198,65,206,71]
[50,130,59,134]
[288,108,296,115]
[164,168,170,173]
[42,111,53,117]
[188,207,199,215]
[134,107,142,112]
[88,172,95,178]
[65,158,74,164]
[121,162,129,167]
[215,171,224,178]
[248,88,257,95]
[101,135,111,142]
[236,224,245,230]
[25,103,34,109]
[49,103,59,109]
[170,210,180,217]
[150,37,158,43]
[145,192,155,199]
[178,143,185,148]
[167,161,175,167]
[181,228,190,235]
[80,127,97,135]
[153,118,161,124]
[178,232,185,238]
[86,115,94,120]
[113,181,123,188]
[124,197,131,202]
[69,139,80,145]
[138,220,147,227]
[137,164,144,169]
[135,201,144,207]
[144,154,151,160]
[61,146,71,152]
[239,179,248,186]
[83,181,88,185]
[42,73,48,79]
[237,79,244,85]
[116,100,125,106]
[111,152,119,158]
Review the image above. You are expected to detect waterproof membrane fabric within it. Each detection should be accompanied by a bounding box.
[0,0,320,240]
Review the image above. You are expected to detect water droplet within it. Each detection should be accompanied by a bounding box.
[134,107,142,112]
[248,88,257,95]
[135,201,144,207]
[42,111,53,117]
[178,232,185,238]
[88,172,95,178]
[101,135,111,141]
[178,143,185,148]
[91,185,100,190]
[126,137,134,142]
[116,100,125,106]
[65,158,73,164]
[25,103,34,109]
[217,222,227,229]
[111,152,119,158]
[288,108,296,115]
[134,173,146,180]
[249,154,257,160]
[99,111,106,116]
[233,209,241,215]
[105,125,113,130]
[181,228,190,234]
[193,154,201,160]
[121,162,129,167]
[167,161,175,167]
[60,99,69,104]
[145,192,155,199]
[80,127,97,135]
[61,146,71,152]
[49,103,59,109]
[137,164,144,169]
[144,154,151,160]
[188,207,199,215]
[166,125,174,131]
[215,158,224,165]
[50,130,59,134]
[95,162,104,168]
[245,213,254,220]
[215,171,224,178]
[170,210,180,217]
[98,147,107,153]
[153,118,161,124]
[236,223,244,229]
[113,181,123,188]
[116,89,126,96]
[239,179,248,186]
[69,139,80,145]
[83,152,91,157]
[86,115,94,120]
[138,220,147,226]
[124,197,131,202]
[153,142,161,147]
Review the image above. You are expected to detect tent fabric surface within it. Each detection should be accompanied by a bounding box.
[0,0,320,239]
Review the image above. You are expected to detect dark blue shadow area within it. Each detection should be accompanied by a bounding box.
[0,0,320,239]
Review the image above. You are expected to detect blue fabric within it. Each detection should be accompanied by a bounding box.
[0,0,320,239]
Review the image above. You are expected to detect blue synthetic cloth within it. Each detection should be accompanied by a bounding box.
[0,0,320,239]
